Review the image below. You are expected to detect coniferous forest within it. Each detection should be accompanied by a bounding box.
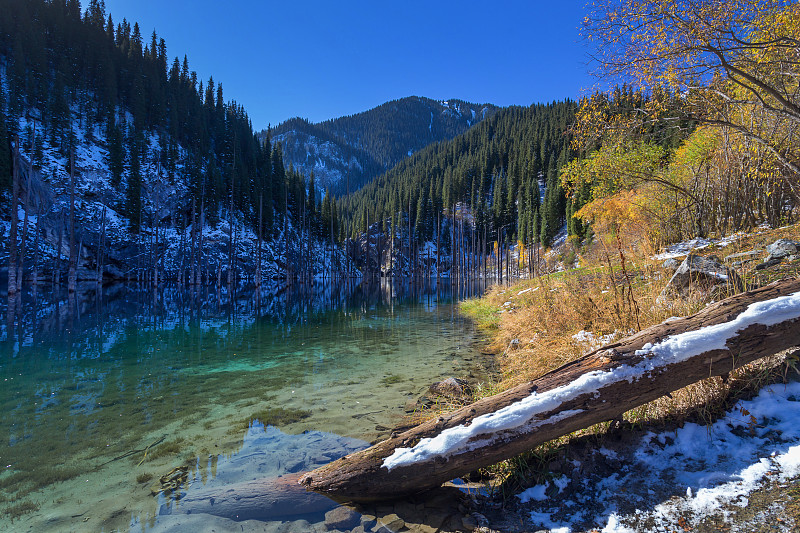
[0,0,797,291]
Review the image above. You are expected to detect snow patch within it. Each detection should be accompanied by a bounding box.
[520,382,800,532]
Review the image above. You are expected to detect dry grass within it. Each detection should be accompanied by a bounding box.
[464,255,706,390]
[459,223,800,491]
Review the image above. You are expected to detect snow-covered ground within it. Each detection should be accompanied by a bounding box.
[516,380,800,532]
[653,232,755,260]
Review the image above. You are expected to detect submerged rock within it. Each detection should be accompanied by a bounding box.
[324,506,360,531]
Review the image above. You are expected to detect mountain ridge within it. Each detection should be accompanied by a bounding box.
[266,96,499,195]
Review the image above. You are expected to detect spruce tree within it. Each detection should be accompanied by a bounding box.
[0,83,10,193]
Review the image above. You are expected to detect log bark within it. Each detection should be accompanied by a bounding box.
[300,278,800,502]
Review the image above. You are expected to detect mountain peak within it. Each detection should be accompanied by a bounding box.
[267,97,499,195]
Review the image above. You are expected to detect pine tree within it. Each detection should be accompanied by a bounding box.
[307,170,316,219]
[0,83,10,193]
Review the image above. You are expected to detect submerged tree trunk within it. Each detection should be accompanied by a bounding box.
[97,206,106,286]
[7,136,20,297]
[299,278,800,502]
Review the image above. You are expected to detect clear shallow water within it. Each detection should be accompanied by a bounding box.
[0,280,489,532]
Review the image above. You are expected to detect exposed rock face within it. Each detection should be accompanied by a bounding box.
[663,254,745,297]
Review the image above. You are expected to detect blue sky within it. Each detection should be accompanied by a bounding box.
[101,1,594,130]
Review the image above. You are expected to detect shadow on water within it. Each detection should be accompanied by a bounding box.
[0,279,490,532]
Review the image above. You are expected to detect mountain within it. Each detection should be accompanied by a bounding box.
[339,101,578,256]
[268,97,499,195]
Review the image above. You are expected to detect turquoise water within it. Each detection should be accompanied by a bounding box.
[0,281,489,532]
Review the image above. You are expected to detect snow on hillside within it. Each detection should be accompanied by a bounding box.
[272,128,364,194]
[2,105,354,283]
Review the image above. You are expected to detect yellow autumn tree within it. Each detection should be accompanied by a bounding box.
[583,0,800,198]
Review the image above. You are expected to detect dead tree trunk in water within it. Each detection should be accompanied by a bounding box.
[256,194,263,289]
[97,206,106,286]
[299,278,800,502]
[7,136,20,297]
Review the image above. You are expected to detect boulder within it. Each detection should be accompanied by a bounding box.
[766,238,800,259]
[324,506,361,531]
[428,377,472,400]
[724,250,761,263]
[661,257,681,271]
[662,253,745,297]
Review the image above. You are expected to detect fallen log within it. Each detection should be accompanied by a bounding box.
[299,278,800,502]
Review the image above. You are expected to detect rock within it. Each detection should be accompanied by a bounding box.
[374,513,405,532]
[428,377,472,399]
[724,250,761,262]
[766,239,800,259]
[325,506,361,531]
[662,257,681,271]
[461,514,479,530]
[662,253,745,297]
[755,256,783,270]
[470,512,490,528]
[359,513,377,530]
[403,399,419,413]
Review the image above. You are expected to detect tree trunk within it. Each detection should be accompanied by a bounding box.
[97,206,105,286]
[190,199,196,285]
[54,211,63,287]
[7,136,20,297]
[68,150,77,294]
[18,162,30,287]
[256,194,263,289]
[300,278,800,502]
[32,212,41,288]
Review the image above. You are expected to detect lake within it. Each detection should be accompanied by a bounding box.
[0,280,491,532]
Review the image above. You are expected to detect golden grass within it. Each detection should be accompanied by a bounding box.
[459,223,800,493]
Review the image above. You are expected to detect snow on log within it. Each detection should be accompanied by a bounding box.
[299,278,800,502]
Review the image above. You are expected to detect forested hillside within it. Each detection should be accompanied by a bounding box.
[0,0,338,289]
[269,97,498,196]
[338,101,577,253]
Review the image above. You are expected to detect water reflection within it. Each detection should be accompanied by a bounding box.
[0,279,489,532]
[151,422,366,526]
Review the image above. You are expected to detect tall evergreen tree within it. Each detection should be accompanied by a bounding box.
[0,82,10,193]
